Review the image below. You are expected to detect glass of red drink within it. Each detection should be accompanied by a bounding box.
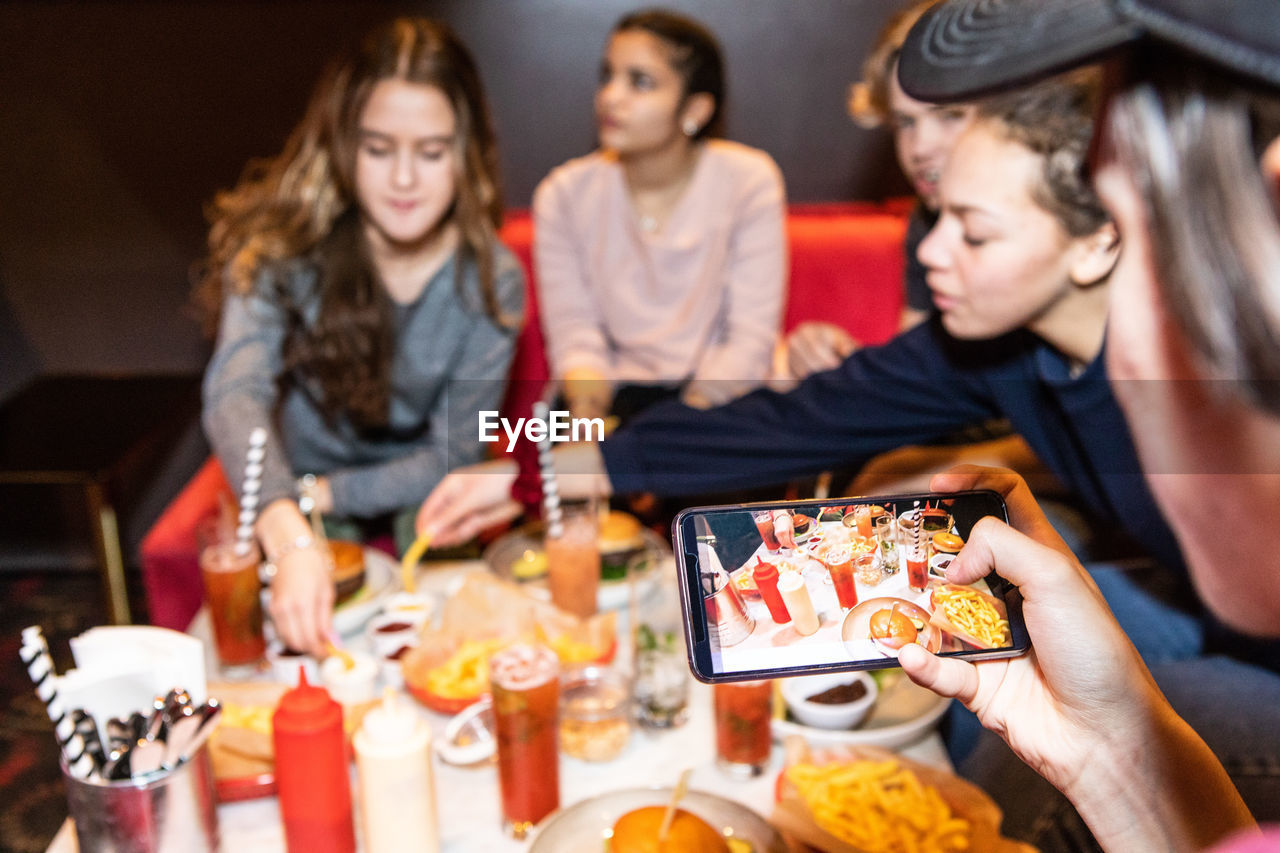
[713,680,773,778]
[899,513,929,592]
[751,510,782,554]
[823,545,859,609]
[490,643,560,838]
[197,515,265,675]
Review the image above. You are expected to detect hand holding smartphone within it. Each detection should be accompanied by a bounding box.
[672,490,1030,682]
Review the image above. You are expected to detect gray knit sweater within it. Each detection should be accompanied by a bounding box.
[202,246,525,517]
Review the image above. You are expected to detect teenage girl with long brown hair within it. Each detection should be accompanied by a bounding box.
[199,18,524,655]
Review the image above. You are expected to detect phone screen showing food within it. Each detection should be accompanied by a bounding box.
[673,490,1029,682]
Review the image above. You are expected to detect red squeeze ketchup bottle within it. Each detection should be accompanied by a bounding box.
[753,557,792,624]
[272,669,356,853]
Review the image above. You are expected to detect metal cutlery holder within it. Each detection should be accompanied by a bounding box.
[61,743,218,853]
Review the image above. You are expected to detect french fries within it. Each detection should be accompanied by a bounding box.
[546,633,605,664]
[422,633,605,700]
[219,701,274,736]
[424,637,510,699]
[785,758,971,852]
[933,586,1009,648]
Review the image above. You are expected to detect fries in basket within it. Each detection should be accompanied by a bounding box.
[772,738,1036,853]
[785,758,969,852]
[931,584,1010,649]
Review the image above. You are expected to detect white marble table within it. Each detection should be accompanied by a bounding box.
[48,559,951,852]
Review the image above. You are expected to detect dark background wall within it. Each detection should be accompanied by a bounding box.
[0,0,910,393]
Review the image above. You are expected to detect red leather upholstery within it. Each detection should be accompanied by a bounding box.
[140,456,230,630]
[782,203,908,346]
[140,202,910,629]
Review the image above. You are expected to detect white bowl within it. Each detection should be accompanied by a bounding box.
[378,650,406,691]
[364,610,426,658]
[780,671,878,730]
[320,650,379,706]
[266,641,320,686]
[381,591,435,622]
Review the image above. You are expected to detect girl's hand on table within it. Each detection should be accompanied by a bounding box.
[269,547,335,657]
[682,377,751,409]
[563,367,613,423]
[771,509,797,550]
[258,497,334,657]
[415,458,522,549]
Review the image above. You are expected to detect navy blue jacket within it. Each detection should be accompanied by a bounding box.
[602,319,1183,573]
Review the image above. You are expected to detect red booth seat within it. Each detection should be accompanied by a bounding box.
[141,201,911,630]
[140,456,231,631]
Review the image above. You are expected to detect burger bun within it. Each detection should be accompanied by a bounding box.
[609,805,729,853]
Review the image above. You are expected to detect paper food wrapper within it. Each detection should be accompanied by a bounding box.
[206,681,376,781]
[402,573,617,676]
[771,737,1037,853]
[207,681,285,781]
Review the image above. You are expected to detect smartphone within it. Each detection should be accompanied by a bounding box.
[672,490,1030,683]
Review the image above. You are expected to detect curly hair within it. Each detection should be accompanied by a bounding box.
[976,69,1109,239]
[195,18,506,428]
[848,0,940,128]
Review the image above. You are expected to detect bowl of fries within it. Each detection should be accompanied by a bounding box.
[928,584,1010,650]
[772,738,1036,853]
[403,636,510,714]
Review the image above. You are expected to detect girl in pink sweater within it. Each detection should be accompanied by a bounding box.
[533,9,787,424]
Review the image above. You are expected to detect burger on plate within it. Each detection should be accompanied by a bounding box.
[609,805,729,853]
[931,532,964,556]
[328,540,366,605]
[790,514,815,544]
[599,511,647,581]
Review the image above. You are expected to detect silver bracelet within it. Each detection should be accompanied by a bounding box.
[266,533,316,564]
[296,473,319,516]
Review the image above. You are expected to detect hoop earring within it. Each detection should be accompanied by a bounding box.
[682,119,699,137]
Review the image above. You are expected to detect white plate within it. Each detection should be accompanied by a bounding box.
[530,786,786,852]
[331,548,398,637]
[771,669,951,750]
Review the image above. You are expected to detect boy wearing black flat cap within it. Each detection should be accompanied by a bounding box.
[893,1,1280,851]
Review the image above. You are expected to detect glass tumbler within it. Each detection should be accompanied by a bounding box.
[630,554,691,729]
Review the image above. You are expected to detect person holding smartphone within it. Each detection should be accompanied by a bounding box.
[420,48,1280,844]
[889,0,1280,849]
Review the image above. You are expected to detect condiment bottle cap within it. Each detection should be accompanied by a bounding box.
[360,687,421,744]
[274,668,343,732]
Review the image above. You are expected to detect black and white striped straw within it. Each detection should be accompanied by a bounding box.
[532,401,563,538]
[20,626,98,780]
[236,427,267,557]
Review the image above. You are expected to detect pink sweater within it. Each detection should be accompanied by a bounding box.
[532,140,787,389]
[1210,827,1280,852]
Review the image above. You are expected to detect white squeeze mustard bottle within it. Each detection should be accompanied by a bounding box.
[354,688,439,853]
